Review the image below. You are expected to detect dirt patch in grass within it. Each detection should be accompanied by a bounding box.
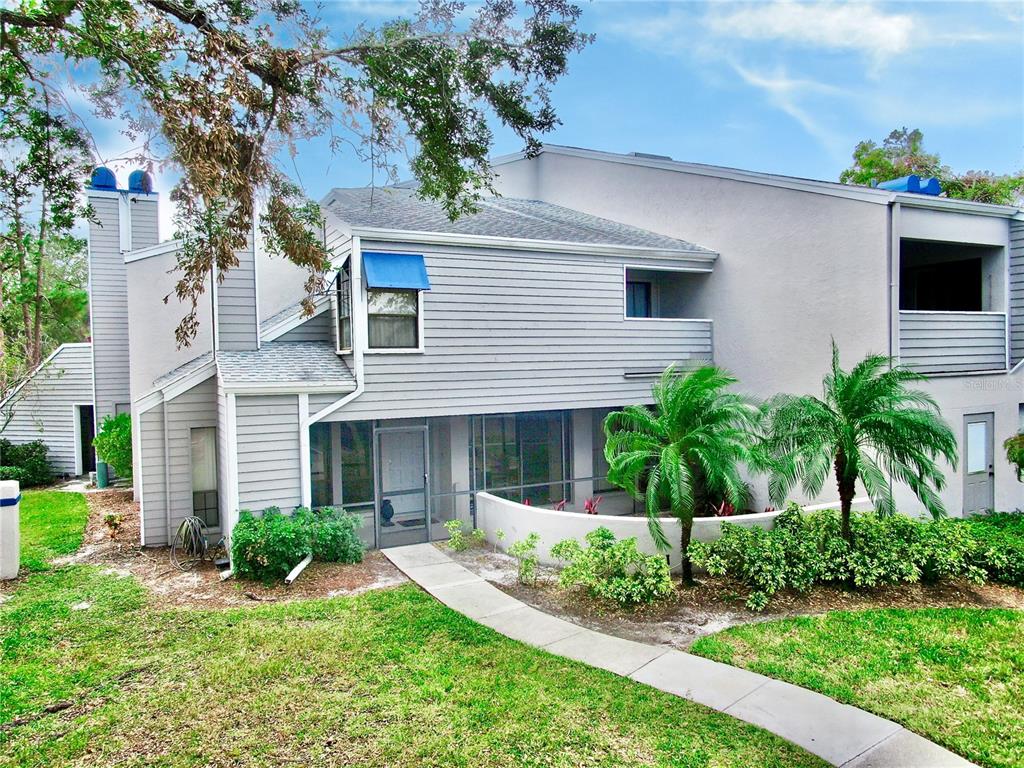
[447,545,1024,649]
[48,490,406,609]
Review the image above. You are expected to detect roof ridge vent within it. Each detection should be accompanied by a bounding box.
[629,151,673,161]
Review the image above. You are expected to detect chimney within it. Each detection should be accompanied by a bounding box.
[86,167,159,423]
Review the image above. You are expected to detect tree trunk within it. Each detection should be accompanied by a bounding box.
[32,212,46,368]
[834,449,856,543]
[680,462,704,585]
[12,204,32,363]
[680,515,694,584]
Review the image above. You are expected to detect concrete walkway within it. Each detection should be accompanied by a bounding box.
[383,543,975,768]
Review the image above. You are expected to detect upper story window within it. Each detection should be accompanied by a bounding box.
[362,251,431,353]
[624,266,706,319]
[368,289,420,349]
[336,259,352,351]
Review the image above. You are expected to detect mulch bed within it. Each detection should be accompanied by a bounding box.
[51,489,406,609]
[448,545,1024,649]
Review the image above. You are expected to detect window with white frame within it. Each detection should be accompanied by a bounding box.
[336,260,352,351]
[367,288,420,349]
[190,427,219,528]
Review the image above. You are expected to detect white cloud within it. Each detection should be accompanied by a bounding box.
[705,2,914,62]
[729,63,848,157]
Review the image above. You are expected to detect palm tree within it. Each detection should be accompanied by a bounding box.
[603,364,759,582]
[762,342,958,542]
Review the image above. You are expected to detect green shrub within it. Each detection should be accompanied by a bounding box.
[0,465,28,484]
[444,519,466,551]
[551,526,673,606]
[1004,434,1024,481]
[508,532,541,585]
[93,413,132,478]
[0,440,52,486]
[0,439,52,486]
[231,508,311,583]
[966,513,1024,587]
[690,506,1011,611]
[230,506,363,583]
[690,506,822,611]
[302,507,364,564]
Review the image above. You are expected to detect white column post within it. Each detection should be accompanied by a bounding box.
[0,481,21,580]
[449,416,471,526]
[298,394,311,508]
[572,409,594,504]
[330,421,344,506]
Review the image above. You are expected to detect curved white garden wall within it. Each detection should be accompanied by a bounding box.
[475,492,784,570]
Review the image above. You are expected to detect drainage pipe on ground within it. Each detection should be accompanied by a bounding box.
[285,554,313,585]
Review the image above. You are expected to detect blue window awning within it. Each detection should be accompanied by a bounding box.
[362,251,431,291]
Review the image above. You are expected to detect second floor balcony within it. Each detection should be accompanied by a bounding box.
[899,311,1007,374]
[898,238,1008,375]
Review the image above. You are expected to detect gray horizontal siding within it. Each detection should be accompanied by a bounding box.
[235,394,301,512]
[138,403,166,545]
[899,311,1007,374]
[333,247,712,420]
[276,311,332,343]
[0,344,93,475]
[1010,220,1023,367]
[130,195,160,251]
[88,195,130,421]
[89,194,158,422]
[137,376,218,546]
[217,237,259,351]
[165,377,218,540]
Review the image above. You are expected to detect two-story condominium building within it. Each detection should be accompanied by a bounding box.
[7,147,1022,551]
[117,181,719,548]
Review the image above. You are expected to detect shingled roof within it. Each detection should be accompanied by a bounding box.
[216,342,355,388]
[323,187,714,255]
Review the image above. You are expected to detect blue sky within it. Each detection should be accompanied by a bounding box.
[85,1,1024,239]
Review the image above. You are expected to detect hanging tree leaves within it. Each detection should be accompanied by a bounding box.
[0,0,592,345]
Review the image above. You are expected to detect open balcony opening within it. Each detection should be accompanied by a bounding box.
[899,240,1004,312]
[624,267,707,319]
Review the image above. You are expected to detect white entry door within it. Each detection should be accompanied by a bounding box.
[374,427,431,548]
[964,413,995,515]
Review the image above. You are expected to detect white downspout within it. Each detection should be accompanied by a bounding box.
[300,236,366,507]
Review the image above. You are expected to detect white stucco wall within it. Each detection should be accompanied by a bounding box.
[493,151,1023,516]
[256,248,315,323]
[475,491,783,570]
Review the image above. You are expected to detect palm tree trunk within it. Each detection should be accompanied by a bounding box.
[835,449,855,542]
[680,516,694,583]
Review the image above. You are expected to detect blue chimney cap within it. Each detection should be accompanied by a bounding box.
[875,175,942,196]
[89,167,118,191]
[128,170,154,194]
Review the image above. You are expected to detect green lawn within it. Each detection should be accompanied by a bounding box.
[16,490,89,572]
[692,608,1024,768]
[0,494,823,768]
